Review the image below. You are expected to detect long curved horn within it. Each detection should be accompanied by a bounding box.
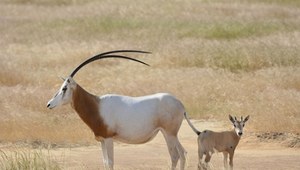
[70,50,150,77]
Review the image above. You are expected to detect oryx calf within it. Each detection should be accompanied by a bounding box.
[184,113,249,170]
[47,50,186,170]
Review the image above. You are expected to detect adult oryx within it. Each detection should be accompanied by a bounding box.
[47,50,186,170]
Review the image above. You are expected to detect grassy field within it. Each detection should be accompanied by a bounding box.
[0,0,300,148]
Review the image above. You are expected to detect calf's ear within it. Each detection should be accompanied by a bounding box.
[244,115,250,123]
[229,115,235,123]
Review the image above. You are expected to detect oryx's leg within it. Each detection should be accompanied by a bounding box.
[162,131,186,170]
[229,151,234,170]
[162,132,180,170]
[204,152,211,163]
[105,138,114,169]
[197,138,205,170]
[100,140,108,169]
[175,137,187,170]
[100,138,114,170]
[197,150,204,170]
[203,152,211,170]
[223,152,229,170]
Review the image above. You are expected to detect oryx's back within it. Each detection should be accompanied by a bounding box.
[100,93,185,119]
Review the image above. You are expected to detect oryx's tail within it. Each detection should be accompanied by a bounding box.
[184,112,201,135]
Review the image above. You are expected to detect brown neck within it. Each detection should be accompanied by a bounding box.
[71,84,116,138]
[231,129,241,143]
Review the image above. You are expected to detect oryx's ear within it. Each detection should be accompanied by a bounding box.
[244,115,250,123]
[229,115,235,123]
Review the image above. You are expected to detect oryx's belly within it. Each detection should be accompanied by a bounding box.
[114,128,160,144]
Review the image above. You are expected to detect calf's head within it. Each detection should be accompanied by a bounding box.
[229,115,250,137]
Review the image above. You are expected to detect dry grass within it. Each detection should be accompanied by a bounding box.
[0,0,300,145]
[0,149,61,169]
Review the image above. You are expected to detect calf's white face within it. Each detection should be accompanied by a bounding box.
[229,115,249,137]
[47,77,76,109]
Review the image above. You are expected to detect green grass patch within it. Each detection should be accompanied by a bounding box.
[178,21,288,40]
[40,16,148,41]
[4,16,149,44]
[168,37,300,72]
[208,46,300,72]
[204,22,279,39]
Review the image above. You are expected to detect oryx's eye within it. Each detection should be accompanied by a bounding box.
[62,86,67,92]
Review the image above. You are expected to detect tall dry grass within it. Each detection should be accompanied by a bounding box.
[0,149,61,169]
[0,0,299,145]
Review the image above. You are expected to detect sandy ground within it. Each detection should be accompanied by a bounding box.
[1,120,300,169]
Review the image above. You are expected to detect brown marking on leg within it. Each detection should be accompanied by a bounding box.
[204,152,211,163]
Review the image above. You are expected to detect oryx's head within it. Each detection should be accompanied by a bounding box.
[47,50,150,109]
[229,115,250,137]
[47,77,76,109]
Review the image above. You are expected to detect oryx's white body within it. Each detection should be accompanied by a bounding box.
[47,50,186,170]
[100,93,185,144]
[184,113,249,170]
